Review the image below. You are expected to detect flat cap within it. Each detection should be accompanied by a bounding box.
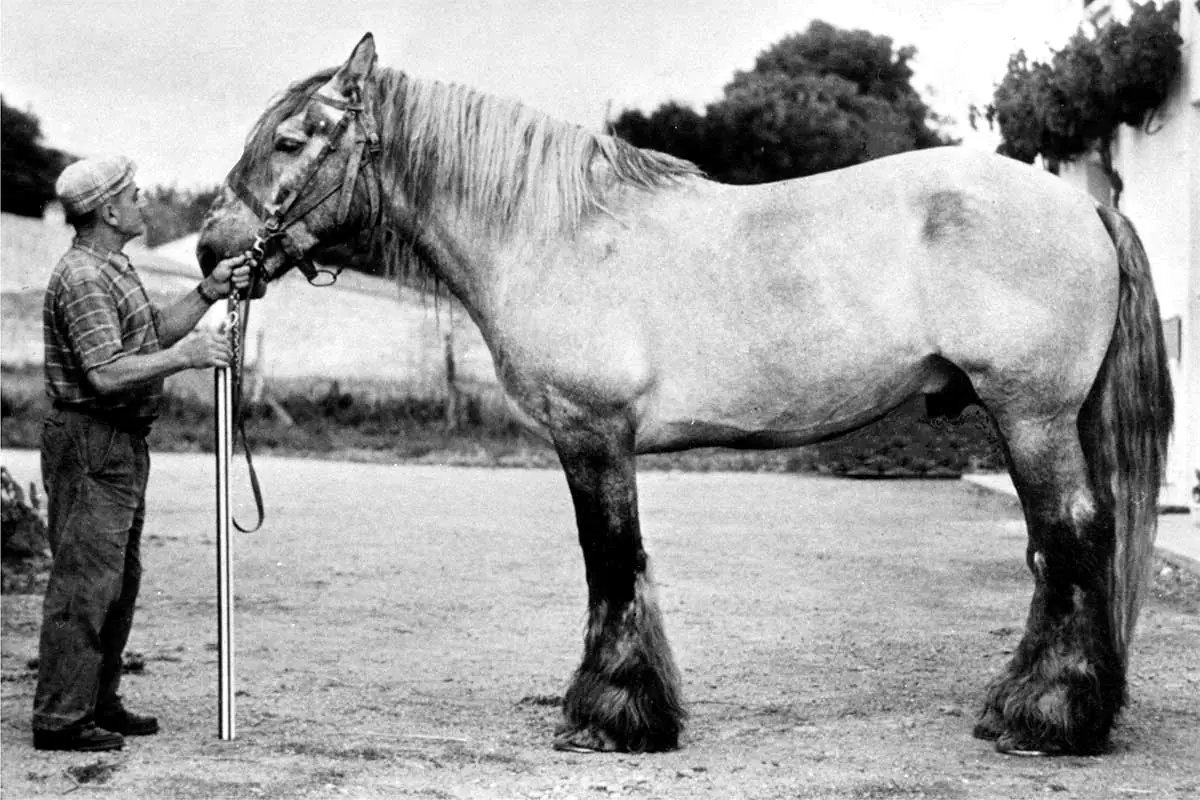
[55,156,137,217]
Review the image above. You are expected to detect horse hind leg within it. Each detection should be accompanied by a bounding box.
[548,405,684,753]
[974,410,1122,756]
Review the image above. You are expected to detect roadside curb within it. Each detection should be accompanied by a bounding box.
[962,473,1200,576]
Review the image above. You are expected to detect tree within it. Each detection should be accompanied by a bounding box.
[612,20,955,184]
[608,102,716,173]
[984,52,1056,165]
[742,22,946,150]
[979,1,1182,206]
[1097,0,1184,129]
[710,71,919,183]
[1,98,74,218]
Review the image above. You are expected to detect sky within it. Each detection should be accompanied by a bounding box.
[1,0,1087,191]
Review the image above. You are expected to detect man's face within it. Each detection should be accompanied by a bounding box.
[104,182,147,238]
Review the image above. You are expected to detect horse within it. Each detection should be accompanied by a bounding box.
[197,33,1173,756]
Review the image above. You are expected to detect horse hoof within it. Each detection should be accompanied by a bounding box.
[994,732,1059,757]
[998,747,1053,758]
[552,725,620,753]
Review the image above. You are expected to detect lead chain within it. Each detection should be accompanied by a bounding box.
[226,299,242,399]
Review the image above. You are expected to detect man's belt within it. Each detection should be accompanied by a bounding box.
[51,402,155,437]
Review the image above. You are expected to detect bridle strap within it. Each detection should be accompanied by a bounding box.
[338,135,367,224]
[231,174,272,221]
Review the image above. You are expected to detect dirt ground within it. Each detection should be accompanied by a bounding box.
[2,453,1198,799]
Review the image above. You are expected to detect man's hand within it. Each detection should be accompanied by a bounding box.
[177,328,233,369]
[200,253,254,299]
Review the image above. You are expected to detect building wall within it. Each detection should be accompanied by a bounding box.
[1059,0,1200,506]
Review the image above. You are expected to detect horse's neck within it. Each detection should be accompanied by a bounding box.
[398,199,527,328]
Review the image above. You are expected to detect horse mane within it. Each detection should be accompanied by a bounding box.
[373,67,701,230]
[372,67,702,280]
[236,65,703,282]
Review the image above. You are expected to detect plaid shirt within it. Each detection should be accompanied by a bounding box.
[43,242,164,422]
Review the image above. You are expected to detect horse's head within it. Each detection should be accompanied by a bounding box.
[197,33,382,291]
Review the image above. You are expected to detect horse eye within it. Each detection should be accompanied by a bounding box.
[275,136,305,154]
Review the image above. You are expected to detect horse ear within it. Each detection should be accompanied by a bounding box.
[330,33,377,102]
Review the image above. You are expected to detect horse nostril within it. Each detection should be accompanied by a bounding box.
[196,245,217,276]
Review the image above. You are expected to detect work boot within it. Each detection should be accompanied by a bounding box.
[33,725,124,752]
[95,708,159,736]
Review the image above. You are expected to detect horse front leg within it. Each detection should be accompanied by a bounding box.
[549,409,685,753]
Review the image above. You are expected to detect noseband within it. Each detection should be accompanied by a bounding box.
[231,89,383,285]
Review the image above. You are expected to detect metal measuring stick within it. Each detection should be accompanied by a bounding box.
[214,292,240,740]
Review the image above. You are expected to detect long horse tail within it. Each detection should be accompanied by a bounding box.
[1085,204,1174,668]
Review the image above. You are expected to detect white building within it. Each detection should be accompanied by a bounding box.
[1056,0,1200,509]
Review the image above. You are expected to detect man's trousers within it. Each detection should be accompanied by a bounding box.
[32,408,149,733]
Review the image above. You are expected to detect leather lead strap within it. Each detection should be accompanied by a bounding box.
[229,270,266,534]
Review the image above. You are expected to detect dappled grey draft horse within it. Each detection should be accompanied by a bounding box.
[198,35,1173,756]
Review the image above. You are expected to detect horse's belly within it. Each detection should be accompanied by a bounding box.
[636,413,877,453]
[634,356,942,454]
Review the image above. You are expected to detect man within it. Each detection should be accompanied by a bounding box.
[33,156,252,752]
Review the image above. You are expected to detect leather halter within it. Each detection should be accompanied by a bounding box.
[230,89,383,285]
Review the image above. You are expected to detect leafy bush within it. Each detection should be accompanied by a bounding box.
[978,1,1183,206]
[1098,1,1187,128]
[2,465,50,594]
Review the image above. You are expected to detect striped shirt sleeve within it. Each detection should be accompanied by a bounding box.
[58,268,126,372]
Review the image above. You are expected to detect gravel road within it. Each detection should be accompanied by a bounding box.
[2,452,1197,799]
